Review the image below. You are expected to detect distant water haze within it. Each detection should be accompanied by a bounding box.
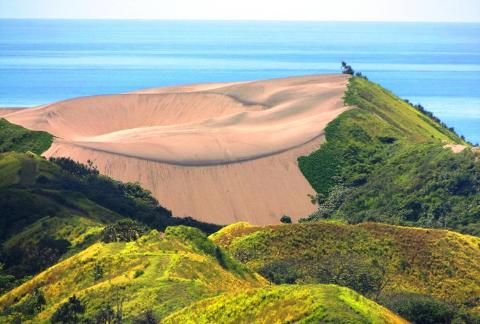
[0,20,479,143]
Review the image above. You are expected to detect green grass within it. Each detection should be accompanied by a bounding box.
[0,227,266,323]
[0,119,53,155]
[0,152,220,282]
[212,222,480,316]
[163,284,407,324]
[298,77,480,235]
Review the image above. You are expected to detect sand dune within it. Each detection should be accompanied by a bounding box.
[0,108,25,117]
[5,74,350,224]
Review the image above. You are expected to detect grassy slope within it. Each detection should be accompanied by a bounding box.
[298,77,480,235]
[163,284,407,324]
[0,118,53,155]
[212,222,480,313]
[0,227,266,323]
[0,151,220,281]
[0,152,122,277]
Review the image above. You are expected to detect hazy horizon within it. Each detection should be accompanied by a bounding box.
[1,0,479,22]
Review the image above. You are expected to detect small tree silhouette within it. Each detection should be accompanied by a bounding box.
[341,61,355,75]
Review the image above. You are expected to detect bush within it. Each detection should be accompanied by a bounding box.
[101,220,149,243]
[378,292,458,324]
[51,295,85,324]
[132,310,158,324]
[341,61,355,75]
[7,288,46,318]
[280,215,292,224]
[0,263,16,294]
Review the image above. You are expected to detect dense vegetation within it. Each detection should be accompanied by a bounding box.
[163,284,406,324]
[0,151,220,283]
[298,77,480,235]
[0,118,52,155]
[0,227,265,323]
[212,222,480,322]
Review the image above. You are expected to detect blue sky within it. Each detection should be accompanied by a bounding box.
[1,0,479,22]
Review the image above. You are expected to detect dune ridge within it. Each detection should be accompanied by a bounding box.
[5,74,349,224]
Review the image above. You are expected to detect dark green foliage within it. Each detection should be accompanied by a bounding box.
[341,61,355,75]
[92,263,104,282]
[0,118,53,155]
[378,292,480,324]
[299,77,480,236]
[48,157,99,177]
[101,220,149,243]
[0,263,16,294]
[90,303,125,324]
[134,269,144,278]
[0,153,221,282]
[259,253,388,297]
[3,237,71,278]
[51,295,85,324]
[5,288,46,318]
[132,310,158,324]
[49,157,221,234]
[280,215,292,224]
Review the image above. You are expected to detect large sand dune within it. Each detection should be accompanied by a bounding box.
[5,74,349,224]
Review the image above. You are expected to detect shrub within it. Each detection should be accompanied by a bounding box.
[280,215,292,224]
[134,269,144,278]
[92,263,104,282]
[101,220,149,243]
[341,61,355,75]
[9,288,46,318]
[51,295,85,324]
[378,292,457,324]
[132,310,158,324]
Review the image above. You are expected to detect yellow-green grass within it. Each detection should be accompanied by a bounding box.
[212,222,480,311]
[0,226,266,323]
[163,284,407,324]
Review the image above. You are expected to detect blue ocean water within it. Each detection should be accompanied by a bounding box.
[0,20,479,143]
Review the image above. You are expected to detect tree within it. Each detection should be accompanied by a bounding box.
[378,292,459,324]
[133,310,158,324]
[93,304,116,324]
[0,262,16,294]
[101,220,149,243]
[280,215,292,224]
[341,61,355,75]
[51,295,85,324]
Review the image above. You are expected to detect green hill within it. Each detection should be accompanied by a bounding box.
[0,226,266,323]
[163,284,407,324]
[0,118,52,155]
[0,151,220,282]
[298,77,480,235]
[212,222,480,321]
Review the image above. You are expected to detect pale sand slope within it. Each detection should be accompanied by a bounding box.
[0,108,25,117]
[5,74,350,225]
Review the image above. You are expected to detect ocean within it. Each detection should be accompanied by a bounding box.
[0,20,479,143]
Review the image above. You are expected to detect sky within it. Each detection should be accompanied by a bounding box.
[0,0,479,22]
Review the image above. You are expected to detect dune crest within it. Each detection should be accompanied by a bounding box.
[5,74,350,224]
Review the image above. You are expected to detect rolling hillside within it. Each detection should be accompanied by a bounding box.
[212,222,480,320]
[0,149,219,282]
[0,226,266,323]
[299,77,480,235]
[163,284,407,324]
